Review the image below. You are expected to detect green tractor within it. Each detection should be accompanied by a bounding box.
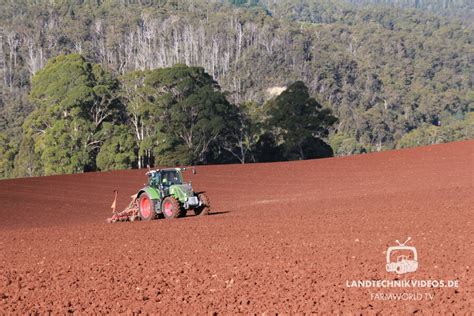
[136,168,210,220]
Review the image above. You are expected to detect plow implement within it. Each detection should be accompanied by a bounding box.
[106,190,139,223]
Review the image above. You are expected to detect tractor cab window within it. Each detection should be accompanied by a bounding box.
[148,172,160,187]
[160,170,183,186]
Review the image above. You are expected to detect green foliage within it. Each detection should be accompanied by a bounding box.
[120,64,239,167]
[40,118,92,175]
[329,133,367,156]
[2,1,472,157]
[96,124,136,171]
[253,132,284,162]
[119,70,164,169]
[16,54,121,176]
[148,65,238,165]
[397,113,474,149]
[0,0,472,178]
[29,54,95,114]
[265,81,337,160]
[221,101,265,163]
[0,133,17,179]
[13,128,40,178]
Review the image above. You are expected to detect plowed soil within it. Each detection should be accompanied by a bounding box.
[1,141,473,314]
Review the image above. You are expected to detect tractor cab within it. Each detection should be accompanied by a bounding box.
[160,169,183,187]
[148,169,184,188]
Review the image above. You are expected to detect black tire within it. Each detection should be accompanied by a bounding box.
[195,193,211,216]
[161,196,184,219]
[138,193,155,221]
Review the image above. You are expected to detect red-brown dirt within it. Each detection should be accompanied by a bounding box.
[0,140,473,314]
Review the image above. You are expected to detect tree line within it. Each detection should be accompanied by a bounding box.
[0,0,472,178]
[5,54,336,177]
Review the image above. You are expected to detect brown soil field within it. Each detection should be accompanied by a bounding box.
[0,140,473,314]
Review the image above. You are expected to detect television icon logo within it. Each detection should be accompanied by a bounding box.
[385,237,418,275]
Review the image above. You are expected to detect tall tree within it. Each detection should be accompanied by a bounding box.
[147,65,238,165]
[222,101,264,164]
[119,70,162,169]
[266,81,337,160]
[120,64,239,166]
[15,54,120,176]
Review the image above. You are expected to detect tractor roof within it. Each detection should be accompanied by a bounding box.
[146,168,183,175]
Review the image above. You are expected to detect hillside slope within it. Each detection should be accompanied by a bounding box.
[1,0,472,166]
[0,140,473,313]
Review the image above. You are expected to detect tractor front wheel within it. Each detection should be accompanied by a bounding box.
[162,196,184,219]
[138,193,155,221]
[195,193,211,216]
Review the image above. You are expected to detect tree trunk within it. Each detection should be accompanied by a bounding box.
[298,143,305,160]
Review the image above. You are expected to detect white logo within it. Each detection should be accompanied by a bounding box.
[385,237,418,275]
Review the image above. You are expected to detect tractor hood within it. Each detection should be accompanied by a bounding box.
[169,184,194,203]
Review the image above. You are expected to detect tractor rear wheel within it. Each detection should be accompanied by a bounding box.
[138,193,155,221]
[162,196,184,219]
[195,193,211,216]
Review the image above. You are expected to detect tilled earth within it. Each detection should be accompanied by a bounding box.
[0,141,473,314]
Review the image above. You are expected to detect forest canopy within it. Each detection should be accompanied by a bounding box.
[9,54,337,177]
[0,0,472,178]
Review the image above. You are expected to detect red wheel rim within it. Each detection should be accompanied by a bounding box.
[163,200,173,217]
[140,196,151,218]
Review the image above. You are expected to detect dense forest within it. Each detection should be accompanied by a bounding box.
[0,0,472,178]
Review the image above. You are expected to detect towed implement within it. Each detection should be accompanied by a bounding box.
[107,168,210,223]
